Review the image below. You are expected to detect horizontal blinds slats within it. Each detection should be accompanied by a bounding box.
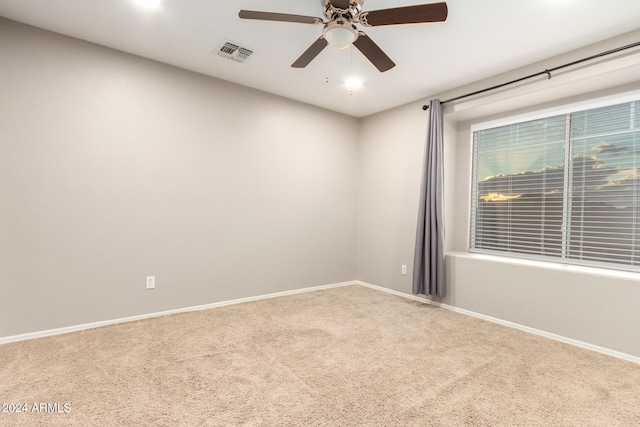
[476,216,635,223]
[470,99,640,272]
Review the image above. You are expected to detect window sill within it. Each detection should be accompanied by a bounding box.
[446,250,640,281]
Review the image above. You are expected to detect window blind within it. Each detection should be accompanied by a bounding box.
[470,99,640,271]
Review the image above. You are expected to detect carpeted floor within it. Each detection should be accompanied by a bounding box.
[1,285,639,426]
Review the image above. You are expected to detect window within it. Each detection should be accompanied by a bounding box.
[470,95,640,272]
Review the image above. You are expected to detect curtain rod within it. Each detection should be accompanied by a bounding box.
[422,40,640,111]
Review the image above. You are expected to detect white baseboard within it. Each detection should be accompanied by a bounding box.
[355,281,640,365]
[4,279,639,365]
[0,280,357,346]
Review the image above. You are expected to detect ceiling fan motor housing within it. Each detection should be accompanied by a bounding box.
[322,0,364,21]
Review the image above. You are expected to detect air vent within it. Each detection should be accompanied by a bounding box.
[234,48,253,62]
[217,41,254,63]
[218,42,239,57]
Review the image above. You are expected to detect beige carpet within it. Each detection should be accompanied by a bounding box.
[1,285,639,426]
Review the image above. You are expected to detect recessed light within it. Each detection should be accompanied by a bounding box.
[345,77,363,90]
[135,0,160,8]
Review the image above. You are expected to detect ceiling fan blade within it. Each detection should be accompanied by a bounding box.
[353,33,395,72]
[239,10,322,25]
[291,37,329,68]
[360,2,448,27]
[328,0,350,9]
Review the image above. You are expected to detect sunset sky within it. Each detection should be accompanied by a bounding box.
[475,101,640,210]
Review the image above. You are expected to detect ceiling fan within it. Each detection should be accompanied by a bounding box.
[238,0,448,72]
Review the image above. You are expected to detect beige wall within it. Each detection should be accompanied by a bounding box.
[3,16,640,360]
[0,18,358,337]
[358,29,640,358]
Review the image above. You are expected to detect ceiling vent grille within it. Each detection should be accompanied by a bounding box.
[217,41,254,63]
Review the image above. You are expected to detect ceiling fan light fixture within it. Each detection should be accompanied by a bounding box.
[323,22,358,50]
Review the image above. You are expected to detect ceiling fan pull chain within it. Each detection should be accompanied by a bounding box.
[349,46,353,95]
[326,46,331,84]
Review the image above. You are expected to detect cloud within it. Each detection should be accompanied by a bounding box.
[477,154,622,199]
[611,169,640,191]
[591,143,629,154]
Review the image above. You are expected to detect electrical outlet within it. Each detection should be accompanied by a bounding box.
[401,265,407,275]
[146,276,155,289]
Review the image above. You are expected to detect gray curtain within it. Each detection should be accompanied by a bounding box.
[412,99,446,297]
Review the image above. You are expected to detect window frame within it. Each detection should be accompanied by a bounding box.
[468,90,640,273]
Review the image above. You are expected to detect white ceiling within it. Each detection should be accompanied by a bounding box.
[1,0,639,117]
